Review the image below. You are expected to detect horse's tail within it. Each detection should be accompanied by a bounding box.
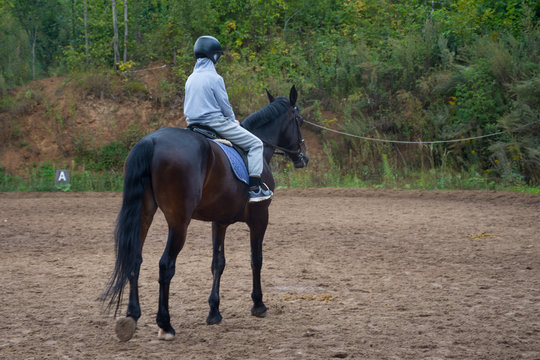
[101,137,154,315]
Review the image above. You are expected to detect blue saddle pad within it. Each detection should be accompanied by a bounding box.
[211,140,249,185]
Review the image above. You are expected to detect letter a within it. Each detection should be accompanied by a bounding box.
[58,171,67,182]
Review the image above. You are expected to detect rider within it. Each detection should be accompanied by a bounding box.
[184,35,273,203]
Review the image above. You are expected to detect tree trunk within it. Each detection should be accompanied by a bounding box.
[111,0,120,69]
[123,0,128,63]
[31,25,37,80]
[71,0,75,44]
[84,0,89,66]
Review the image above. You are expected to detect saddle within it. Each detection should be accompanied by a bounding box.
[187,124,231,145]
[187,124,249,185]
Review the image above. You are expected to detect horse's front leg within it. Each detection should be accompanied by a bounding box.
[156,225,187,340]
[207,222,227,325]
[248,206,268,317]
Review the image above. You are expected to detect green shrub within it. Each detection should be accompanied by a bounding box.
[74,122,145,172]
[154,80,177,108]
[74,70,118,99]
[70,170,123,191]
[122,79,148,98]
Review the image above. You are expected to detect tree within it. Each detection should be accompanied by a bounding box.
[7,0,68,80]
[11,0,45,79]
[84,0,89,65]
[0,6,32,88]
[123,0,128,63]
[111,0,120,68]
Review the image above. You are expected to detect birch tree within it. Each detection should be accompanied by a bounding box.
[0,6,32,87]
[11,0,44,80]
[84,0,89,65]
[111,0,120,68]
[123,0,127,63]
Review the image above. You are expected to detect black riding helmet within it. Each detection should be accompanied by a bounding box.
[193,36,223,64]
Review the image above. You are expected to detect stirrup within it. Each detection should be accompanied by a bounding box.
[248,183,273,203]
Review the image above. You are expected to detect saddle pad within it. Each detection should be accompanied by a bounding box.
[211,140,249,185]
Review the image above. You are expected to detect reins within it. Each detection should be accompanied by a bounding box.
[261,138,305,156]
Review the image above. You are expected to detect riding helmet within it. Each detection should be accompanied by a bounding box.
[193,36,223,64]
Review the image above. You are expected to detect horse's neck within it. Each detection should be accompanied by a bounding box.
[245,125,279,163]
[242,101,287,163]
[262,146,275,165]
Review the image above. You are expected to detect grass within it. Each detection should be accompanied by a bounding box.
[1,163,539,194]
[272,165,540,193]
[0,164,123,192]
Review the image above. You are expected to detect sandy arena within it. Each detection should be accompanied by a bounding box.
[0,189,539,359]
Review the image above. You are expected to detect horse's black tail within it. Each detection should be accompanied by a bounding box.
[100,137,154,316]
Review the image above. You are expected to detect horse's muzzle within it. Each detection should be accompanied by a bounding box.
[293,153,309,168]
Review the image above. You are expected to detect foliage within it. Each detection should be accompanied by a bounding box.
[0,162,57,192]
[270,157,540,193]
[73,122,145,172]
[495,77,540,184]
[0,163,123,191]
[122,79,148,99]
[2,159,539,193]
[0,7,32,89]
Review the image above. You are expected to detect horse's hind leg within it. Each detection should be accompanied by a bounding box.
[248,206,269,317]
[116,188,156,342]
[156,224,188,340]
[206,222,228,325]
[127,189,156,320]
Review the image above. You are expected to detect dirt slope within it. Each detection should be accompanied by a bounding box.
[0,71,324,177]
[1,68,182,175]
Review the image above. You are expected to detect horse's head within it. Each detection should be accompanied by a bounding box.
[265,86,309,168]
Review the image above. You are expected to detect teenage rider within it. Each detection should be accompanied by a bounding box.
[183,35,273,203]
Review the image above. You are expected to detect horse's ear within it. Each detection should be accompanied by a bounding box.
[289,85,297,106]
[265,88,275,103]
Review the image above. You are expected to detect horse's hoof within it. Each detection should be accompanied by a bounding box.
[157,328,175,341]
[206,313,223,325]
[115,317,137,342]
[251,304,268,318]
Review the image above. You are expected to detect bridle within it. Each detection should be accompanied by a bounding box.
[260,106,306,160]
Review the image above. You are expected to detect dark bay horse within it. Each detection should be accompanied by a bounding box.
[101,86,308,341]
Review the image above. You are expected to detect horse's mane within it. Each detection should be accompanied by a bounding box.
[241,97,290,131]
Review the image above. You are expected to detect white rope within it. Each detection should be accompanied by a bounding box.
[131,64,167,73]
[304,120,506,145]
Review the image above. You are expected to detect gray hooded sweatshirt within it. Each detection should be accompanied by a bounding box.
[184,58,236,124]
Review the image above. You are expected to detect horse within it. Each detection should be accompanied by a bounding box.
[101,85,309,341]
